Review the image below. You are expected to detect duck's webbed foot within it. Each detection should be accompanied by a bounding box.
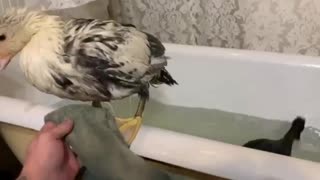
[116,116,142,145]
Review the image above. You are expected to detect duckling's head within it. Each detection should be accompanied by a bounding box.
[0,8,48,70]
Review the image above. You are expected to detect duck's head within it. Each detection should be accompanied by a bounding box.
[0,8,47,71]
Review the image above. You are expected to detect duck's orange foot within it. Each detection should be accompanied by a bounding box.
[115,116,142,145]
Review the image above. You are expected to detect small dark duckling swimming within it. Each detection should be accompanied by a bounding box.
[243,116,305,156]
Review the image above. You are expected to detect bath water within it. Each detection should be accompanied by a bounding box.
[51,97,320,163]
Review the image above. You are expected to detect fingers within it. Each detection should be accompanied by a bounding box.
[49,119,74,139]
[40,122,56,133]
[65,145,81,173]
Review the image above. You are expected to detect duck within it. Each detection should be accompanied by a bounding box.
[243,116,305,156]
[0,9,178,144]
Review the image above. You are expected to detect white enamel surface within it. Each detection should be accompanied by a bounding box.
[2,43,320,179]
[151,44,320,128]
[132,126,320,180]
[0,96,52,130]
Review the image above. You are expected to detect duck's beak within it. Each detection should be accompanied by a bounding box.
[0,56,11,71]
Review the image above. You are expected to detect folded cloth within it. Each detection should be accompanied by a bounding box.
[44,104,192,180]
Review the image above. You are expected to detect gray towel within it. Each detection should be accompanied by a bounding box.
[44,104,192,180]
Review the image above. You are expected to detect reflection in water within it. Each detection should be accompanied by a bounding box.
[51,97,320,163]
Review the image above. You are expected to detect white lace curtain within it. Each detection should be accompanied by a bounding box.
[0,0,112,20]
[115,0,320,57]
[0,0,95,12]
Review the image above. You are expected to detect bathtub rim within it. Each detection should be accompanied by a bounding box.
[163,43,320,68]
[1,96,320,180]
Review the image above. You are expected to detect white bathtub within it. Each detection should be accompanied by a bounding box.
[1,43,320,180]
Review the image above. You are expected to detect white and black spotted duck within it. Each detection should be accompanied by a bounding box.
[0,9,178,144]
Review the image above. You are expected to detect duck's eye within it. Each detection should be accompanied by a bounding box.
[0,34,6,41]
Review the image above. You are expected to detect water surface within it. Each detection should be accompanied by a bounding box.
[52,97,320,163]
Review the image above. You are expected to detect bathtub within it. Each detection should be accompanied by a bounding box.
[1,43,320,180]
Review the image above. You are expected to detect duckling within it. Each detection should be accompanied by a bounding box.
[0,9,177,145]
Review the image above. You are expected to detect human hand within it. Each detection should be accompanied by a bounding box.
[18,119,80,180]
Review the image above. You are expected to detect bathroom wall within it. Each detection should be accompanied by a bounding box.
[114,0,320,57]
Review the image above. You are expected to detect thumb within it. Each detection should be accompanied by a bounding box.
[40,122,56,133]
[50,119,74,139]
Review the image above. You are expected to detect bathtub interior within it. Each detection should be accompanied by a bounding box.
[2,44,320,165]
[108,97,320,163]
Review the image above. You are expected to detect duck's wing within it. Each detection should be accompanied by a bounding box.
[62,19,167,90]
